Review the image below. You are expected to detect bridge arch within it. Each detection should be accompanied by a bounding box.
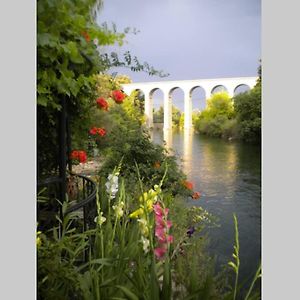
[189,86,207,112]
[168,87,185,128]
[150,88,164,128]
[168,86,185,109]
[211,85,228,95]
[233,84,251,95]
[121,76,258,130]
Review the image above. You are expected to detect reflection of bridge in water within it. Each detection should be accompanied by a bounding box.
[122,77,257,131]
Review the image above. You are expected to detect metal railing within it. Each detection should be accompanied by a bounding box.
[37,172,97,234]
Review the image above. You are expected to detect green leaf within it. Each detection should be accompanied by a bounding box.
[37,33,51,46]
[66,41,84,64]
[77,258,113,272]
[37,95,48,107]
[228,261,237,272]
[115,285,139,300]
[162,259,171,300]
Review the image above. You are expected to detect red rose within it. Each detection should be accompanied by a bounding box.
[96,97,109,111]
[70,150,79,160]
[78,151,87,163]
[89,127,98,135]
[183,180,193,190]
[81,31,90,42]
[111,90,126,104]
[97,128,106,137]
[153,161,161,169]
[192,191,201,200]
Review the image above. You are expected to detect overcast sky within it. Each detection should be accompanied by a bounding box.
[97,0,261,110]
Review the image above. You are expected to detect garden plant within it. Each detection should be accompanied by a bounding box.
[37,0,261,299]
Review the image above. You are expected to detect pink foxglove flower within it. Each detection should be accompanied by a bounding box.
[154,247,167,259]
[153,202,173,260]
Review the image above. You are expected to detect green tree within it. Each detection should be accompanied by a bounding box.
[194,92,235,137]
[234,66,261,144]
[172,105,182,127]
[153,106,164,123]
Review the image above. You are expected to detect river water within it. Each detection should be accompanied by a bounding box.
[151,126,261,286]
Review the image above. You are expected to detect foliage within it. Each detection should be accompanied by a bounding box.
[193,92,235,138]
[172,105,183,128]
[37,0,121,175]
[38,175,260,299]
[233,70,261,144]
[179,113,185,128]
[193,66,261,144]
[94,73,132,99]
[37,169,219,299]
[153,106,164,123]
[153,105,183,128]
[37,0,167,176]
[98,105,188,198]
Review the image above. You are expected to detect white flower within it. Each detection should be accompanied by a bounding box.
[105,174,119,199]
[93,38,98,45]
[141,236,150,253]
[112,201,124,218]
[94,211,106,226]
[137,217,149,236]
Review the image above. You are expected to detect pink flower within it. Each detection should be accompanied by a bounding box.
[155,215,165,227]
[154,247,167,259]
[155,227,166,243]
[153,202,173,260]
[153,203,164,217]
[166,220,172,229]
[167,235,174,243]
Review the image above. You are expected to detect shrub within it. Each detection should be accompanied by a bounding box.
[193,92,236,138]
[234,84,261,144]
[233,65,261,144]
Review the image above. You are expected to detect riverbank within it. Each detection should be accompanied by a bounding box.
[151,128,261,289]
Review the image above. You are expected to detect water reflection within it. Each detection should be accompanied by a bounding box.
[163,128,173,153]
[182,128,193,175]
[200,140,238,199]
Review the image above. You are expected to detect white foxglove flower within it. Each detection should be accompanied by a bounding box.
[94,211,106,225]
[141,236,150,253]
[112,201,124,218]
[105,174,119,199]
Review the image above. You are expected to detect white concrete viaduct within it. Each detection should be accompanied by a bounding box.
[121,76,257,130]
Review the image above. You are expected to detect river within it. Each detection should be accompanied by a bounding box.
[151,126,261,287]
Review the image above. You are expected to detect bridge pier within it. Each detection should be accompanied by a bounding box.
[205,89,211,106]
[144,92,153,128]
[163,90,172,131]
[184,90,192,129]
